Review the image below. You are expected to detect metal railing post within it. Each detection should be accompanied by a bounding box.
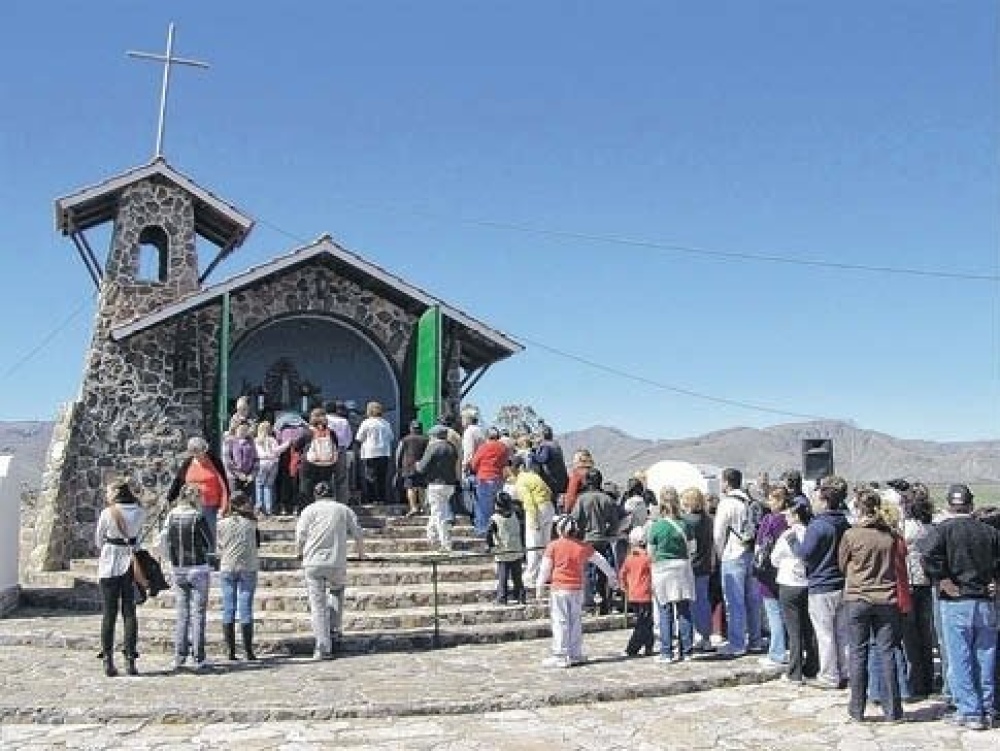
[431,558,441,648]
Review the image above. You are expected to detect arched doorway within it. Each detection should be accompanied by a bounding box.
[227,315,400,436]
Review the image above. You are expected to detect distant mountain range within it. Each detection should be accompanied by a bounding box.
[1,419,997,496]
[558,420,1000,486]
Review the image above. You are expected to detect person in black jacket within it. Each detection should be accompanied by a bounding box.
[921,484,1000,731]
[159,484,214,671]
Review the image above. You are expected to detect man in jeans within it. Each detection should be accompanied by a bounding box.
[793,475,852,689]
[712,468,762,656]
[296,482,364,659]
[922,483,1000,731]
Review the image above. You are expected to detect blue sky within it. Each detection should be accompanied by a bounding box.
[1,1,998,442]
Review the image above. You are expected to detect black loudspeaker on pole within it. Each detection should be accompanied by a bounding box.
[802,438,834,480]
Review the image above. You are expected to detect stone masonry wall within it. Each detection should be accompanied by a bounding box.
[29,178,205,571]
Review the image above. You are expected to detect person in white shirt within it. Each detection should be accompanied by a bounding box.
[94,478,147,677]
[354,401,395,504]
[772,498,818,684]
[296,482,364,659]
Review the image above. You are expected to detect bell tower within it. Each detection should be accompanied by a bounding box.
[29,25,254,571]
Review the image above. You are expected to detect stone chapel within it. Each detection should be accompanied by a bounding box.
[28,157,521,571]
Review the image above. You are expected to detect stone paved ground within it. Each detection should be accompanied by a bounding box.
[0,624,996,749]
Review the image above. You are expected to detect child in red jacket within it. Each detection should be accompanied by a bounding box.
[536,515,617,668]
[620,525,654,657]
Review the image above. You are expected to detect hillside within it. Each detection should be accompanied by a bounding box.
[558,420,1000,486]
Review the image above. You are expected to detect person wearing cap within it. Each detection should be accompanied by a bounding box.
[295,482,364,660]
[619,525,654,657]
[921,483,1000,731]
[415,425,460,552]
[469,427,511,537]
[396,420,430,518]
[536,515,618,668]
[512,456,555,589]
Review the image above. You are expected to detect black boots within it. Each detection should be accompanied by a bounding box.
[242,623,257,661]
[125,657,138,676]
[103,654,118,677]
[223,623,238,661]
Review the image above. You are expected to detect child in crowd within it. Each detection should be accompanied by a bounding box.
[620,525,654,657]
[487,492,526,604]
[536,515,618,668]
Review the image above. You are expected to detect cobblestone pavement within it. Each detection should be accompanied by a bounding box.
[0,626,996,749]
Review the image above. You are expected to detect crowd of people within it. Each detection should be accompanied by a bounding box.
[92,405,1000,732]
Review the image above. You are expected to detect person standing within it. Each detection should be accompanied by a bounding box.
[531,425,569,504]
[900,485,936,699]
[416,425,459,552]
[325,400,355,505]
[487,492,526,604]
[620,526,654,657]
[224,420,259,499]
[217,491,261,661]
[712,468,762,657]
[253,421,289,517]
[755,486,790,668]
[160,483,214,671]
[296,482,365,660]
[94,478,147,677]
[573,468,620,614]
[354,401,395,504]
[513,456,555,589]
[167,436,229,551]
[792,474,852,689]
[772,498,819,684]
[838,488,905,724]
[648,488,696,663]
[922,484,1000,731]
[295,408,339,513]
[396,420,429,518]
[469,427,511,537]
[681,486,715,653]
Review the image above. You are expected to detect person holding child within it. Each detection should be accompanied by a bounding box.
[487,491,526,604]
[536,515,618,668]
[620,525,654,657]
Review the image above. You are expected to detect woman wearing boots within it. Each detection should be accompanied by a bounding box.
[94,478,147,677]
[217,491,261,661]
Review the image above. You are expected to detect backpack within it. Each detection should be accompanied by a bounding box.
[730,492,766,548]
[305,427,338,466]
[752,531,778,582]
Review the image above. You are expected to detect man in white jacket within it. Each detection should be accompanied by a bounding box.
[712,468,763,657]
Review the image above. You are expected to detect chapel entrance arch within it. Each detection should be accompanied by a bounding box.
[227,314,400,436]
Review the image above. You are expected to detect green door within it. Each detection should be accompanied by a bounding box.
[414,306,442,431]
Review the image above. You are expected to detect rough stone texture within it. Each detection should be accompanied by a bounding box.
[0,586,18,618]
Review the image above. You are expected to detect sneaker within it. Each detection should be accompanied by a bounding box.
[541,656,570,669]
[693,639,716,653]
[656,654,681,664]
[806,677,841,691]
[946,714,987,731]
[758,657,785,669]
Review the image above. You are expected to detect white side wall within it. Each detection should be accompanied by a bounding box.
[0,456,18,595]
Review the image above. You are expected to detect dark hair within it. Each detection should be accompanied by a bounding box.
[788,501,813,526]
[625,477,645,498]
[323,400,337,413]
[819,475,848,510]
[541,425,554,440]
[584,468,604,491]
[906,495,934,524]
[855,487,882,518]
[781,470,803,493]
[722,468,742,489]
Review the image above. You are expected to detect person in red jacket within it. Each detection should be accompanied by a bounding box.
[536,515,617,668]
[469,427,510,537]
[620,526,654,657]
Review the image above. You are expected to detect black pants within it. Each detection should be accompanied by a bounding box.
[847,600,903,721]
[589,542,614,615]
[779,584,818,681]
[496,560,524,602]
[362,456,390,503]
[100,572,138,658]
[298,462,335,511]
[626,602,655,656]
[902,586,935,697]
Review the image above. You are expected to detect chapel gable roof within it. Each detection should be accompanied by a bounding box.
[54,157,255,249]
[109,236,523,371]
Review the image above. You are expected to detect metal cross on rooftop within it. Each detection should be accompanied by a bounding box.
[127,22,209,158]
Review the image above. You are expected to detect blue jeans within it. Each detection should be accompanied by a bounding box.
[940,599,998,721]
[763,596,787,662]
[657,598,693,659]
[692,574,712,644]
[474,478,502,536]
[201,506,219,550]
[869,643,912,703]
[220,569,258,625]
[172,567,210,663]
[721,551,761,652]
[847,600,903,721]
[255,461,279,515]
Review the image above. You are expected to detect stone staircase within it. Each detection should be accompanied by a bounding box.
[20,503,625,655]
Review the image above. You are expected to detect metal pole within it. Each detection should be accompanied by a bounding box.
[431,558,440,648]
[155,23,175,158]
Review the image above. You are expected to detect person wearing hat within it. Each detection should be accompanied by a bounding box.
[921,483,1000,731]
[416,424,460,552]
[619,525,654,657]
[296,482,364,659]
[396,420,430,518]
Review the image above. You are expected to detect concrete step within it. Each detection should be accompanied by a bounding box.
[257,521,477,542]
[1,606,627,655]
[257,537,485,556]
